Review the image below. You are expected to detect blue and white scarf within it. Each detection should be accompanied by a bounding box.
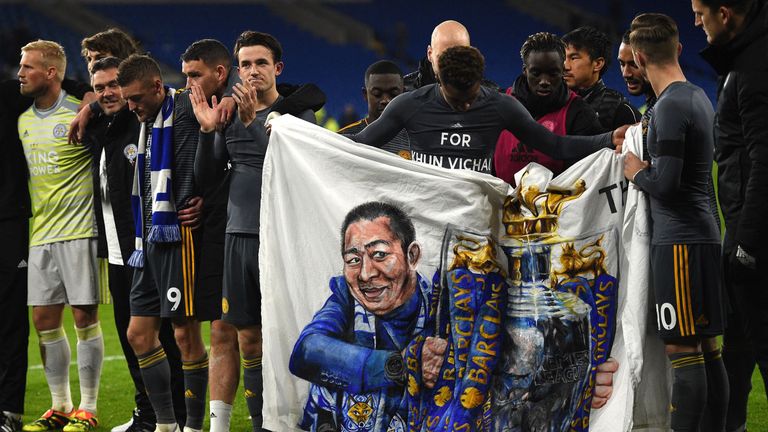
[127,88,179,268]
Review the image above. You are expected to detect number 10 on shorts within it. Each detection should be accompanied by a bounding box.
[656,302,677,331]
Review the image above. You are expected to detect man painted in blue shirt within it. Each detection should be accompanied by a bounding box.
[290,202,442,432]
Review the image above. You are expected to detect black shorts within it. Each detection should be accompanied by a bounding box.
[130,226,198,318]
[651,243,725,340]
[222,233,261,327]
[195,240,224,322]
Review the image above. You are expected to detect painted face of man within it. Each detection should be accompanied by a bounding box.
[364,73,403,122]
[342,216,419,316]
[563,44,600,90]
[18,50,52,98]
[182,59,224,101]
[92,67,125,115]
[691,0,729,45]
[120,78,164,122]
[617,42,651,96]
[524,50,564,100]
[237,44,283,94]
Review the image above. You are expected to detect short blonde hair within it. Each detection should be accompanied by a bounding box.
[21,40,67,81]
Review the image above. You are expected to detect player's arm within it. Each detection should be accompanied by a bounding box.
[500,95,613,159]
[173,91,204,228]
[734,72,768,254]
[566,97,604,135]
[272,83,326,116]
[627,99,687,199]
[289,280,402,393]
[627,153,684,199]
[350,93,409,148]
[195,130,229,187]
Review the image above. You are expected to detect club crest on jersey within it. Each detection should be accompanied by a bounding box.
[53,123,67,138]
[124,144,138,162]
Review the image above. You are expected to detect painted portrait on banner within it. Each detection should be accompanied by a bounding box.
[260,117,657,432]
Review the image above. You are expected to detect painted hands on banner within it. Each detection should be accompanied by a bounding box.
[420,336,448,389]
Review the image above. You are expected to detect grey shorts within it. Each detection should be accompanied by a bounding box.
[130,225,198,318]
[27,238,100,306]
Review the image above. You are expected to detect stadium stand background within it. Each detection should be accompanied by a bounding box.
[0,0,714,126]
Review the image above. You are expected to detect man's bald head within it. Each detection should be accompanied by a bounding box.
[428,20,471,78]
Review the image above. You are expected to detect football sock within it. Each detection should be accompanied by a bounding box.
[75,322,104,413]
[243,357,263,431]
[38,327,74,413]
[669,351,707,432]
[699,348,729,432]
[138,346,176,425]
[182,354,209,431]
[209,400,233,432]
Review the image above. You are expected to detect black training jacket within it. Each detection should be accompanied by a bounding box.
[700,1,768,256]
[83,107,140,261]
[576,79,641,132]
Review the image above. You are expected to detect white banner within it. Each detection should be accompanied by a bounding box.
[260,116,667,431]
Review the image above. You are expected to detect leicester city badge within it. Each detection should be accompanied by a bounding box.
[124,144,138,162]
[53,123,67,138]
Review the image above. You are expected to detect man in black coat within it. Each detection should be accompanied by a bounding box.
[696,0,768,430]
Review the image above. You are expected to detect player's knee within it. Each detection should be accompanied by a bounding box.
[238,327,262,358]
[127,325,154,353]
[32,313,59,331]
[211,320,238,349]
[173,323,204,357]
[664,337,700,355]
[71,305,98,328]
[32,304,67,331]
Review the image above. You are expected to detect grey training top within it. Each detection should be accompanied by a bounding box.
[633,81,720,245]
[352,84,613,174]
[199,96,315,235]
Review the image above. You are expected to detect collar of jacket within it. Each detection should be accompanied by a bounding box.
[416,57,437,88]
[700,1,768,74]
[512,74,570,119]
[576,79,606,103]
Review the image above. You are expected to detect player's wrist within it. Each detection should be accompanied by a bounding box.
[384,351,405,385]
[631,167,645,183]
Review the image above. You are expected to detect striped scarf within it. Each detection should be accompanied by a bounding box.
[127,88,179,268]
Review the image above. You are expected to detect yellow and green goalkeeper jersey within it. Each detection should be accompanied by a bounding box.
[19,90,96,246]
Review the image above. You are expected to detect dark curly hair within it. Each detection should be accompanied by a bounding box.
[437,45,485,91]
[233,31,282,63]
[520,32,566,65]
[562,26,612,76]
[81,28,139,61]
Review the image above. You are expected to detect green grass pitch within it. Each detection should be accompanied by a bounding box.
[23,306,767,430]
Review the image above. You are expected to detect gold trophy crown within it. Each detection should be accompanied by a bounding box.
[502,174,587,242]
